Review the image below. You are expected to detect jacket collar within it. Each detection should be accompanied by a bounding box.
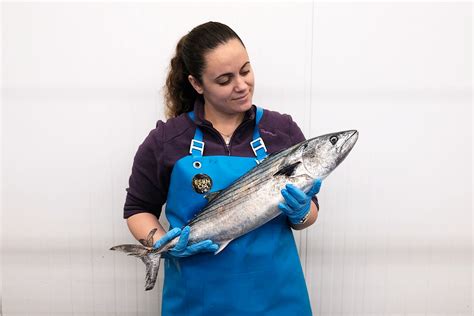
[191,99,256,127]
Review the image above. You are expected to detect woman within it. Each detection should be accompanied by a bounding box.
[124,21,321,315]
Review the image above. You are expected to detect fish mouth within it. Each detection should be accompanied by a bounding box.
[339,130,359,155]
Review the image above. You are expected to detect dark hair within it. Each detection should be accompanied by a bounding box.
[164,21,245,118]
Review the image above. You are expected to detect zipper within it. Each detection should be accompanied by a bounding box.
[201,126,232,155]
[198,116,254,156]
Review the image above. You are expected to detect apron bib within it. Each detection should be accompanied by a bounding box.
[162,108,312,316]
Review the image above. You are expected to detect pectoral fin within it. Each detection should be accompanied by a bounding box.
[273,161,301,177]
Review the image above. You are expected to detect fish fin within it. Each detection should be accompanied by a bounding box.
[204,191,222,202]
[110,243,162,291]
[273,161,301,177]
[214,240,232,255]
[110,244,150,257]
[140,252,162,291]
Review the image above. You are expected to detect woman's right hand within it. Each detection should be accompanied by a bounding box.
[153,226,219,257]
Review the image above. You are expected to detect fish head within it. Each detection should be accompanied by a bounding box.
[301,130,358,179]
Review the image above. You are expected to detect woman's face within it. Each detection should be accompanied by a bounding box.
[189,38,255,116]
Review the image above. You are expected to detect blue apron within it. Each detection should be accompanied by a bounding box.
[162,108,312,315]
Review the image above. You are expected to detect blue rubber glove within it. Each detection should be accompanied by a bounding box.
[278,179,322,225]
[152,227,181,250]
[153,226,219,257]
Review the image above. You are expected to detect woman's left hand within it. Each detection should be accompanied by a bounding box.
[278,179,322,225]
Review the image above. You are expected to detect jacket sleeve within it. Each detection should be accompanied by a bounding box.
[123,122,167,219]
[287,116,320,210]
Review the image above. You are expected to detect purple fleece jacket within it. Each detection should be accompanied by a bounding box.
[124,100,318,219]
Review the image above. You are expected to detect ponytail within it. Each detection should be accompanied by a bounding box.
[164,36,201,118]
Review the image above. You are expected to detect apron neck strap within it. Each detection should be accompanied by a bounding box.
[251,107,267,164]
[188,111,204,157]
[188,107,268,162]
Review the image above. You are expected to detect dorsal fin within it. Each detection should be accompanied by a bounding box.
[204,191,222,203]
[273,161,301,177]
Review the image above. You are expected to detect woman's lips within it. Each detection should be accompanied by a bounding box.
[232,93,249,101]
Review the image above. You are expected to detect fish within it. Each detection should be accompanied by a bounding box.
[111,130,359,290]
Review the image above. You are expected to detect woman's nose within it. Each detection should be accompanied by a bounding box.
[234,75,248,92]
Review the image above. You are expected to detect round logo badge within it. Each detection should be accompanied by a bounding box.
[192,174,213,194]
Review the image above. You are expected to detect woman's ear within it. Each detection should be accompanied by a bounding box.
[188,75,204,94]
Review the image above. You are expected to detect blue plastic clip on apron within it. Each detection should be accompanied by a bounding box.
[162,107,312,315]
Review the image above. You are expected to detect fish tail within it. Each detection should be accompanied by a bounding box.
[140,251,162,291]
[110,244,163,291]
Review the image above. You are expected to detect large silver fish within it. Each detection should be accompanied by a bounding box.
[111,130,358,290]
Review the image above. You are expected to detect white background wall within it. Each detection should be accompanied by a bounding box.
[2,1,472,315]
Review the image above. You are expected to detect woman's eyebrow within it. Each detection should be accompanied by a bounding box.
[240,61,250,69]
[214,61,250,80]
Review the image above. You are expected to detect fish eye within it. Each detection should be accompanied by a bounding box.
[330,135,338,145]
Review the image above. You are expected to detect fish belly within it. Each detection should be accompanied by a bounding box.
[187,175,312,245]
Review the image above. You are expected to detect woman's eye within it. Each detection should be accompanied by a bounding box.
[217,79,231,85]
[330,136,338,145]
[240,70,250,76]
